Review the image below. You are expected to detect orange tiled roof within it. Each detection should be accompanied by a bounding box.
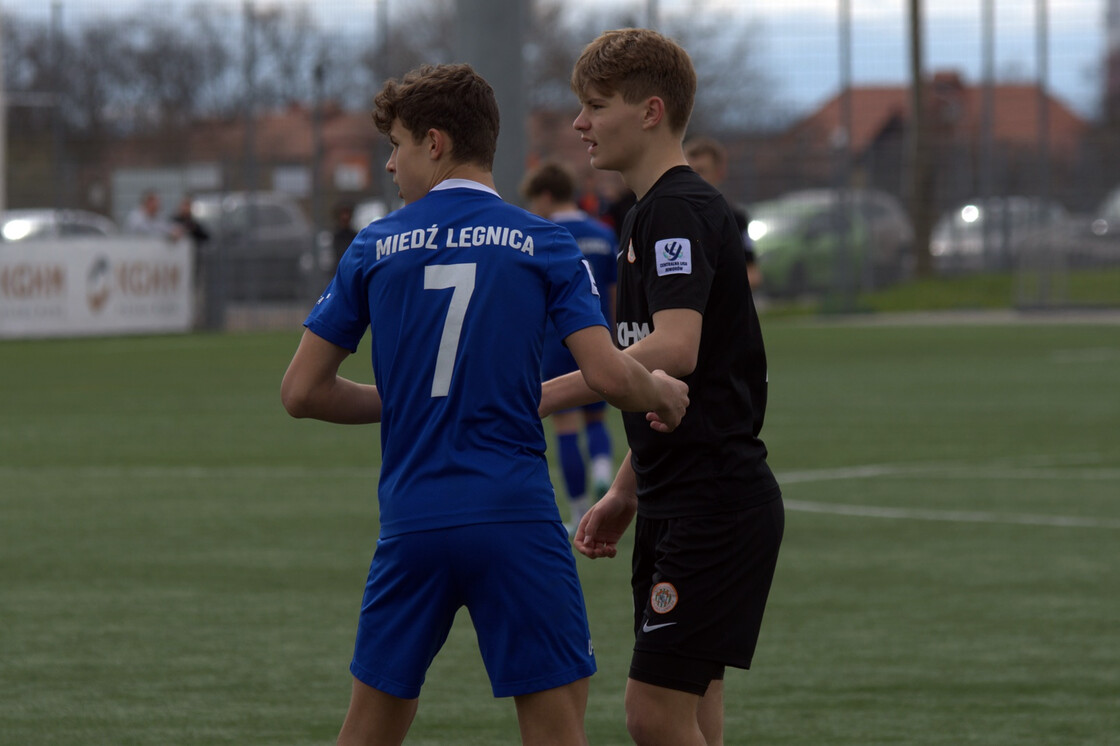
[787,70,1086,154]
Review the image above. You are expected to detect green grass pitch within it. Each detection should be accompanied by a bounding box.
[1,319,1118,744]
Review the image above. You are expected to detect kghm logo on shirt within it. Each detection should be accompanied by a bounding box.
[654,237,692,276]
[616,321,651,348]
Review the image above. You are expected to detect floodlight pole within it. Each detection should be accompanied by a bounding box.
[50,2,64,210]
[831,0,855,310]
[454,0,528,203]
[980,0,995,267]
[907,0,935,278]
[375,0,394,204]
[0,9,6,213]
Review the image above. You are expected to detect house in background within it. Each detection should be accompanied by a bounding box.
[749,70,1090,213]
[90,71,1096,231]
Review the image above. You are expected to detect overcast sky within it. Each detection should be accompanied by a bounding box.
[5,0,1110,117]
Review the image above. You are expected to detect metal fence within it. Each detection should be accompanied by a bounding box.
[2,0,1117,327]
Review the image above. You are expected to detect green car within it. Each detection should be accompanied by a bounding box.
[747,189,913,297]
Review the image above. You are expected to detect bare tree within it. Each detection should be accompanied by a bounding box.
[521,0,785,134]
[358,0,456,86]
[250,3,323,109]
[108,12,235,132]
[662,5,787,134]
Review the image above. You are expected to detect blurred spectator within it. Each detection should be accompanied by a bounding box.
[685,136,762,289]
[125,189,175,239]
[171,195,209,248]
[522,160,619,536]
[170,195,211,328]
[331,201,358,268]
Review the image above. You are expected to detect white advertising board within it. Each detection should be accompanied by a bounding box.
[0,237,193,338]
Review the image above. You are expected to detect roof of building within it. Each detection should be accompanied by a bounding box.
[786,70,1087,154]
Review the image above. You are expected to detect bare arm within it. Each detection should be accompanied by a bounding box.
[540,308,702,417]
[573,450,638,559]
[280,329,382,424]
[563,324,688,431]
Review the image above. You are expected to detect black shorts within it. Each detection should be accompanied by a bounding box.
[629,497,784,695]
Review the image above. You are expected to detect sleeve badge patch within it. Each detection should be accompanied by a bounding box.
[654,238,692,276]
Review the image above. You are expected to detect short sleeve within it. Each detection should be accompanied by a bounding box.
[636,197,714,316]
[546,229,611,340]
[303,232,371,352]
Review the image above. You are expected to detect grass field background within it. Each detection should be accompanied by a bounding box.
[2,318,1118,745]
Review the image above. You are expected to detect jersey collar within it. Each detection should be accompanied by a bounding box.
[431,179,500,198]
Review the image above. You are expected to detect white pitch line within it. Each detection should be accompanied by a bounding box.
[779,464,1120,483]
[3,463,1117,529]
[778,459,1120,528]
[0,465,373,479]
[784,499,1120,529]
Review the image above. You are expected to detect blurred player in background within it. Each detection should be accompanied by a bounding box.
[541,28,784,746]
[684,135,762,289]
[522,160,618,535]
[281,62,689,746]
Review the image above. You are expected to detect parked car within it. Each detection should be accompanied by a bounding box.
[746,188,913,297]
[0,208,118,242]
[189,192,318,301]
[929,196,1069,273]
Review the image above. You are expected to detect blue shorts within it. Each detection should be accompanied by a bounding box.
[350,521,596,699]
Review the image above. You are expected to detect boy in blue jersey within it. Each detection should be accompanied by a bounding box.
[280,63,689,746]
[521,161,618,536]
[540,30,784,746]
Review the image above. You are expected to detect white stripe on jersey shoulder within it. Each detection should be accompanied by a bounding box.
[430,179,500,197]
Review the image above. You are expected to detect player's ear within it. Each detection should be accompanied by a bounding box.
[641,97,666,130]
[427,128,449,161]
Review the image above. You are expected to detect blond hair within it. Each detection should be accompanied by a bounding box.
[571,28,696,134]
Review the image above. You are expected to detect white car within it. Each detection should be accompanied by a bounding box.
[930,197,1068,272]
[1,209,119,242]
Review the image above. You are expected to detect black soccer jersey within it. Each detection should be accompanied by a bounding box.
[616,166,780,517]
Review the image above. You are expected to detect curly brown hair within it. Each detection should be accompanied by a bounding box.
[373,63,500,169]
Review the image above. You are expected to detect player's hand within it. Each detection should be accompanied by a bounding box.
[574,490,637,559]
[646,369,688,433]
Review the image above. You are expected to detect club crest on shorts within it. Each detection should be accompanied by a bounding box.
[650,581,678,614]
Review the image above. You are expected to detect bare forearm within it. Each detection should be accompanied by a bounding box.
[590,352,669,412]
[542,346,668,415]
[282,329,381,424]
[540,370,600,417]
[550,325,689,430]
[610,450,638,497]
[306,379,381,424]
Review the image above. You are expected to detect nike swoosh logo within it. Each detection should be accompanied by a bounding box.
[641,621,677,633]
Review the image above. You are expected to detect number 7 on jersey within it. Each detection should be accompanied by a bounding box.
[423,263,476,397]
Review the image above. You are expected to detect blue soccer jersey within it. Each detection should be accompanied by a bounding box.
[304,181,608,537]
[541,210,618,381]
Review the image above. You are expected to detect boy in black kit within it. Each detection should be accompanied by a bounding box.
[540,28,784,746]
